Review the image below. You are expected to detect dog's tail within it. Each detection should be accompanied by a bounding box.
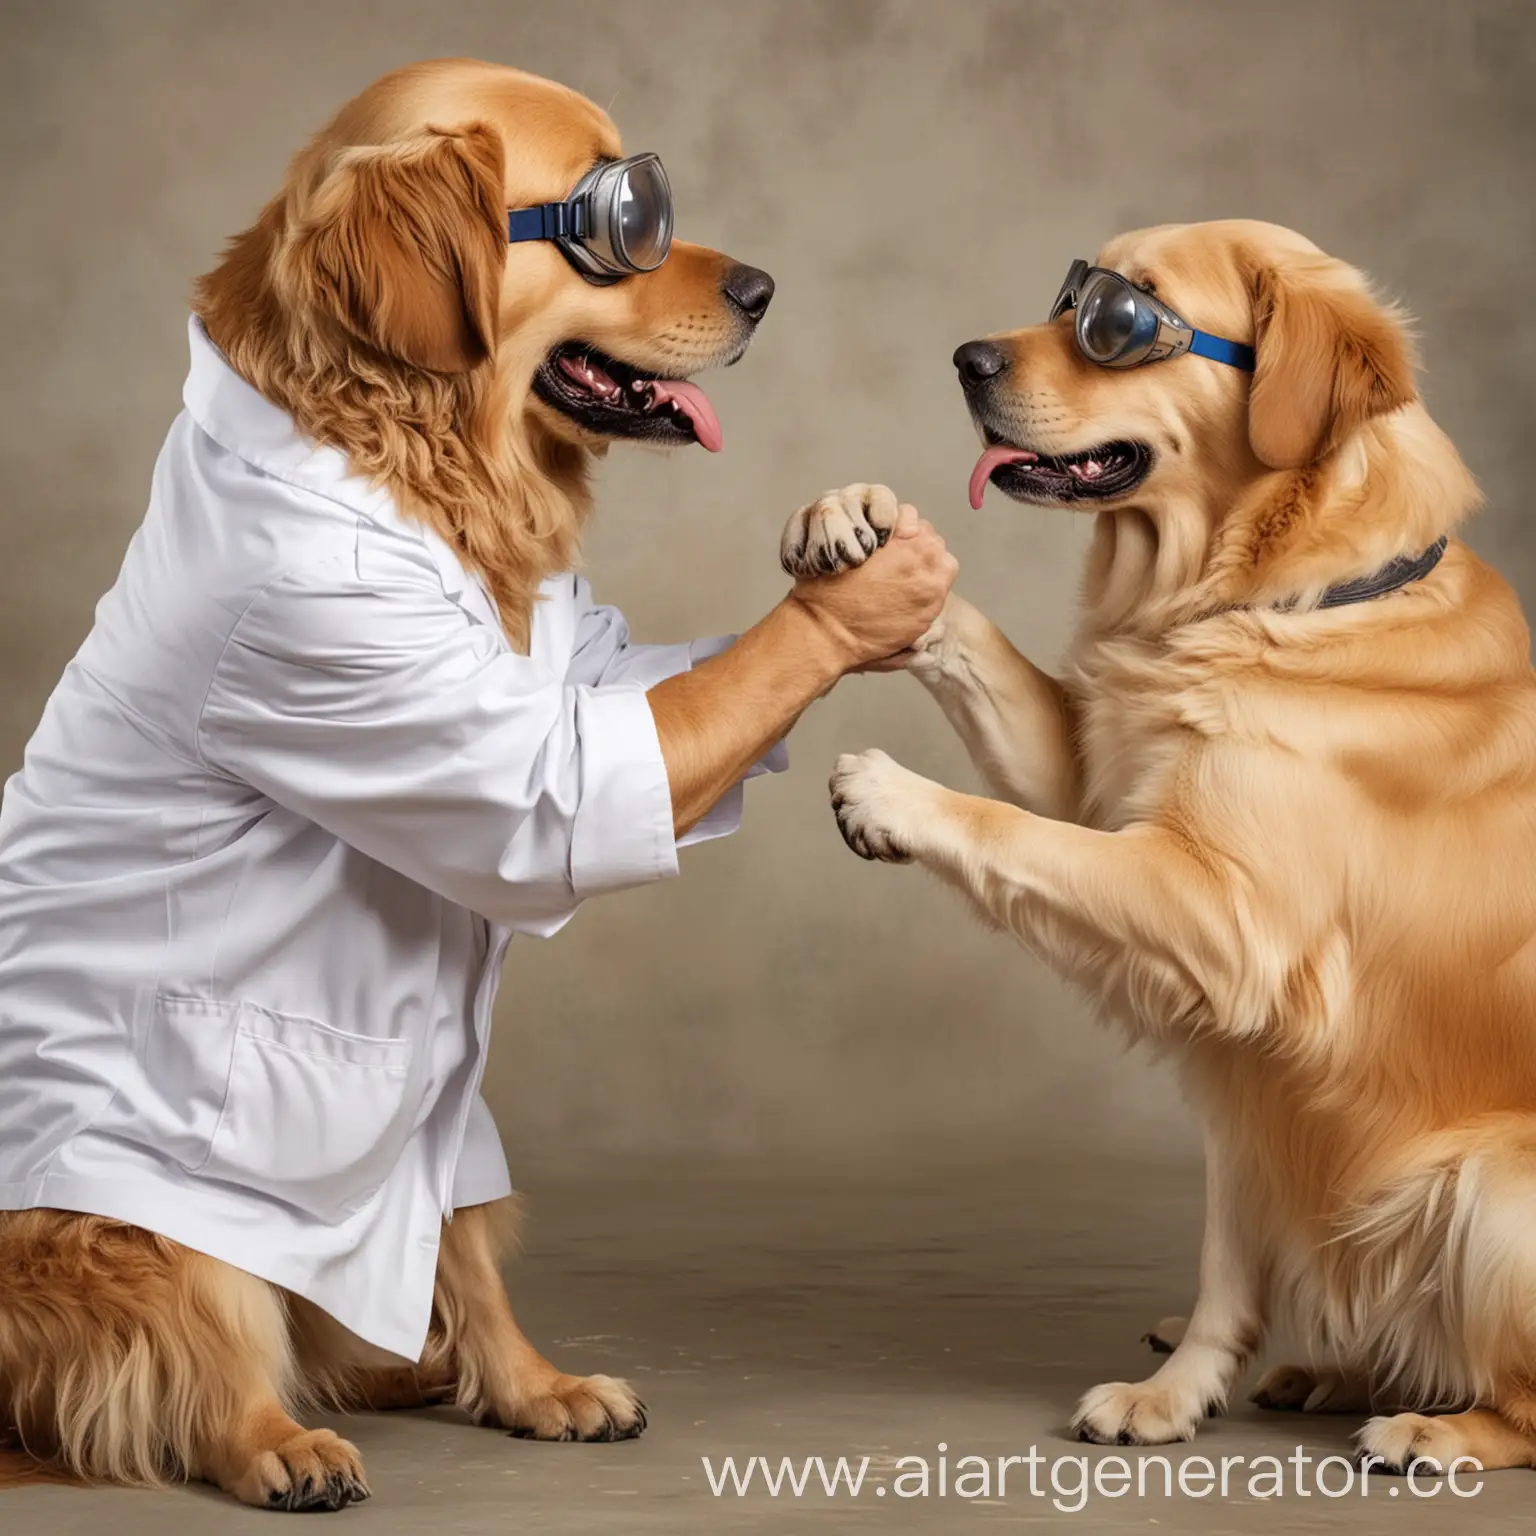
[0,1444,79,1488]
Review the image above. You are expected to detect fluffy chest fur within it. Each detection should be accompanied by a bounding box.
[1065,632,1209,834]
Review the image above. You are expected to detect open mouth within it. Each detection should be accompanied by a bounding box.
[533,342,724,452]
[968,437,1152,509]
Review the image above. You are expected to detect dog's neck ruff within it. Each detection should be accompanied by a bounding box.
[1308,536,1449,611]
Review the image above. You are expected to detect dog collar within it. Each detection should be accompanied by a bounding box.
[1311,536,1448,610]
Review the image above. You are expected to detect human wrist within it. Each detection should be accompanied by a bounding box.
[776,593,860,684]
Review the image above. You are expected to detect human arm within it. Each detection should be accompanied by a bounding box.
[647,493,958,836]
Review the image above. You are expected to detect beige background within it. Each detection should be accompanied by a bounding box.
[2,0,1533,1178]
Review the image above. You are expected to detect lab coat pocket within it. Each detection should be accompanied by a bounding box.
[200,1002,416,1223]
[139,991,243,1170]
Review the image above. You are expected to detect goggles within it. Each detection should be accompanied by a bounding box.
[1050,260,1255,371]
[506,153,673,284]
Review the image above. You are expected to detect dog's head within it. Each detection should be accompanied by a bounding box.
[268,59,771,455]
[954,221,1476,618]
[195,61,772,641]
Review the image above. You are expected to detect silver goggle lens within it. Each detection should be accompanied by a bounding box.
[613,155,672,271]
[1076,274,1141,362]
[576,153,672,275]
[1047,259,1251,372]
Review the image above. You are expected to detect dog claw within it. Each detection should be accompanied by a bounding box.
[264,1471,364,1513]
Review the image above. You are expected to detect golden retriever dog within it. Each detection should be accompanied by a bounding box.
[0,58,774,1504]
[793,220,1536,1475]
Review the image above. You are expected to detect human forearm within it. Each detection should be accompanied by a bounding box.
[647,597,847,836]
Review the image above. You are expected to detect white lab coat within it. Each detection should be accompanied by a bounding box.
[0,318,783,1357]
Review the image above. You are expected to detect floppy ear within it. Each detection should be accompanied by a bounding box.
[287,123,506,374]
[1248,256,1417,470]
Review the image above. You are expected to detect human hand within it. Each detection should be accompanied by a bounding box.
[780,485,958,672]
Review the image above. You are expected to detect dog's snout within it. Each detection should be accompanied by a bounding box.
[722,263,775,324]
[953,340,1009,389]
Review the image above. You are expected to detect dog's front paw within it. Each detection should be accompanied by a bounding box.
[1072,1380,1204,1446]
[829,749,932,863]
[781,483,901,577]
[231,1428,370,1512]
[489,1372,647,1443]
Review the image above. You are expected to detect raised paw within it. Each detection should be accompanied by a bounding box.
[781,483,901,578]
[828,749,932,863]
[231,1427,370,1513]
[493,1372,647,1443]
[1251,1363,1372,1414]
[1072,1380,1204,1446]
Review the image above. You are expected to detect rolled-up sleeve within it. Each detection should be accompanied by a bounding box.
[197,551,679,932]
[564,578,700,691]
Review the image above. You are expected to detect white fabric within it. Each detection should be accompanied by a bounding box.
[0,318,784,1357]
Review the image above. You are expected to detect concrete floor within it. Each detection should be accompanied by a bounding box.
[9,1156,1531,1533]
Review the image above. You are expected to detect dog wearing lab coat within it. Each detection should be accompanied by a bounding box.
[0,58,776,1505]
[795,222,1536,1477]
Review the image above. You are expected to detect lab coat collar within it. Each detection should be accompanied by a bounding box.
[182,317,504,634]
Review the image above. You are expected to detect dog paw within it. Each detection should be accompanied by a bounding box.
[1072,1381,1203,1446]
[828,749,930,862]
[232,1428,370,1512]
[1142,1316,1188,1355]
[492,1372,647,1443]
[1252,1363,1371,1414]
[781,483,901,577]
[1355,1413,1463,1476]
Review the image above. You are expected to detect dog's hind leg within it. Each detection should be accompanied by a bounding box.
[1074,1147,1264,1445]
[1357,1397,1536,1475]
[1358,1141,1536,1477]
[0,1210,367,1509]
[429,1198,646,1441]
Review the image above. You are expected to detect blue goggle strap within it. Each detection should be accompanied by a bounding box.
[507,202,587,244]
[1187,329,1256,372]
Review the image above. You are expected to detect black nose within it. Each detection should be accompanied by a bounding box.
[722,263,775,323]
[953,339,1009,388]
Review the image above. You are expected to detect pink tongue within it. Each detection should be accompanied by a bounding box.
[647,379,723,453]
[968,445,1038,509]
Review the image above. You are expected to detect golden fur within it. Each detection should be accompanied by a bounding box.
[0,57,760,1504]
[818,220,1536,1474]
[0,1201,638,1500]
